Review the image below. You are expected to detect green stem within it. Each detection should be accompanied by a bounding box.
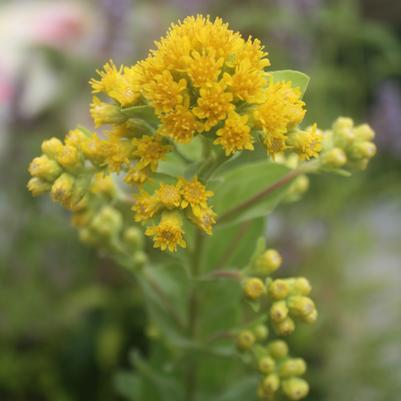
[185,231,204,401]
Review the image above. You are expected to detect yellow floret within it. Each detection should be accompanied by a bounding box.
[132,190,159,222]
[192,81,234,131]
[145,212,187,252]
[288,124,322,160]
[177,177,213,216]
[131,135,172,171]
[155,183,182,209]
[214,112,254,155]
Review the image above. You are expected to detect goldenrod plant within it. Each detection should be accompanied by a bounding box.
[27,15,376,401]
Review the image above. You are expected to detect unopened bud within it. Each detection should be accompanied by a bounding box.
[79,228,97,245]
[268,340,289,359]
[133,251,148,268]
[123,227,144,248]
[258,356,276,375]
[254,325,269,341]
[27,177,51,196]
[354,124,375,141]
[303,308,318,324]
[51,173,75,208]
[269,279,290,300]
[288,296,316,319]
[29,155,62,182]
[41,137,64,159]
[293,278,312,296]
[255,249,282,275]
[321,148,347,168]
[56,145,82,170]
[236,330,256,351]
[270,301,289,322]
[261,374,280,394]
[282,378,309,400]
[90,97,127,127]
[243,277,266,300]
[279,358,307,378]
[350,141,376,160]
[91,206,123,237]
[273,317,295,336]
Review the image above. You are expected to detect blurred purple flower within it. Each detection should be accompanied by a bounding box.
[370,81,401,157]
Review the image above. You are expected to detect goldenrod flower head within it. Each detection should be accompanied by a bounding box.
[155,183,182,209]
[192,81,234,130]
[268,340,289,359]
[215,111,253,155]
[65,129,90,148]
[132,135,172,171]
[90,97,127,127]
[159,105,203,143]
[145,211,187,252]
[273,316,295,336]
[132,190,159,222]
[178,177,213,216]
[255,248,282,275]
[289,123,322,160]
[260,373,280,396]
[270,300,289,323]
[29,155,62,182]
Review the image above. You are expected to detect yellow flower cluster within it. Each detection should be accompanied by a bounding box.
[132,177,216,252]
[89,15,310,159]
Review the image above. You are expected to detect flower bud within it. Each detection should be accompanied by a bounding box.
[268,340,288,359]
[90,97,127,127]
[273,317,295,336]
[29,155,62,182]
[258,356,276,374]
[354,123,375,141]
[254,325,269,341]
[292,278,312,296]
[79,228,97,245]
[27,177,51,196]
[287,296,316,319]
[270,301,289,322]
[56,144,82,170]
[303,309,318,324]
[41,137,64,159]
[132,251,148,268]
[255,249,282,275]
[243,277,266,300]
[282,378,309,400]
[350,141,376,160]
[236,330,256,351]
[261,373,280,394]
[269,279,290,300]
[332,117,354,147]
[332,116,354,132]
[123,226,144,248]
[91,206,123,237]
[279,358,306,378]
[321,148,347,168]
[51,173,75,208]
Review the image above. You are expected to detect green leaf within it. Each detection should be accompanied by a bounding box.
[114,372,141,401]
[121,104,158,123]
[216,375,259,401]
[270,69,310,95]
[210,160,291,227]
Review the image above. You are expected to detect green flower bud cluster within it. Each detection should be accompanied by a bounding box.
[258,340,309,400]
[269,278,317,336]
[320,117,376,171]
[28,130,93,210]
[72,179,147,270]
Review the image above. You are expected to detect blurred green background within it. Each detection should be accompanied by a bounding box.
[0,0,400,400]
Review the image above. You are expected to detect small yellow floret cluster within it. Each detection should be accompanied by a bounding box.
[132,177,216,252]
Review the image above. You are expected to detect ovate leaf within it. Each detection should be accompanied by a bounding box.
[270,69,310,95]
